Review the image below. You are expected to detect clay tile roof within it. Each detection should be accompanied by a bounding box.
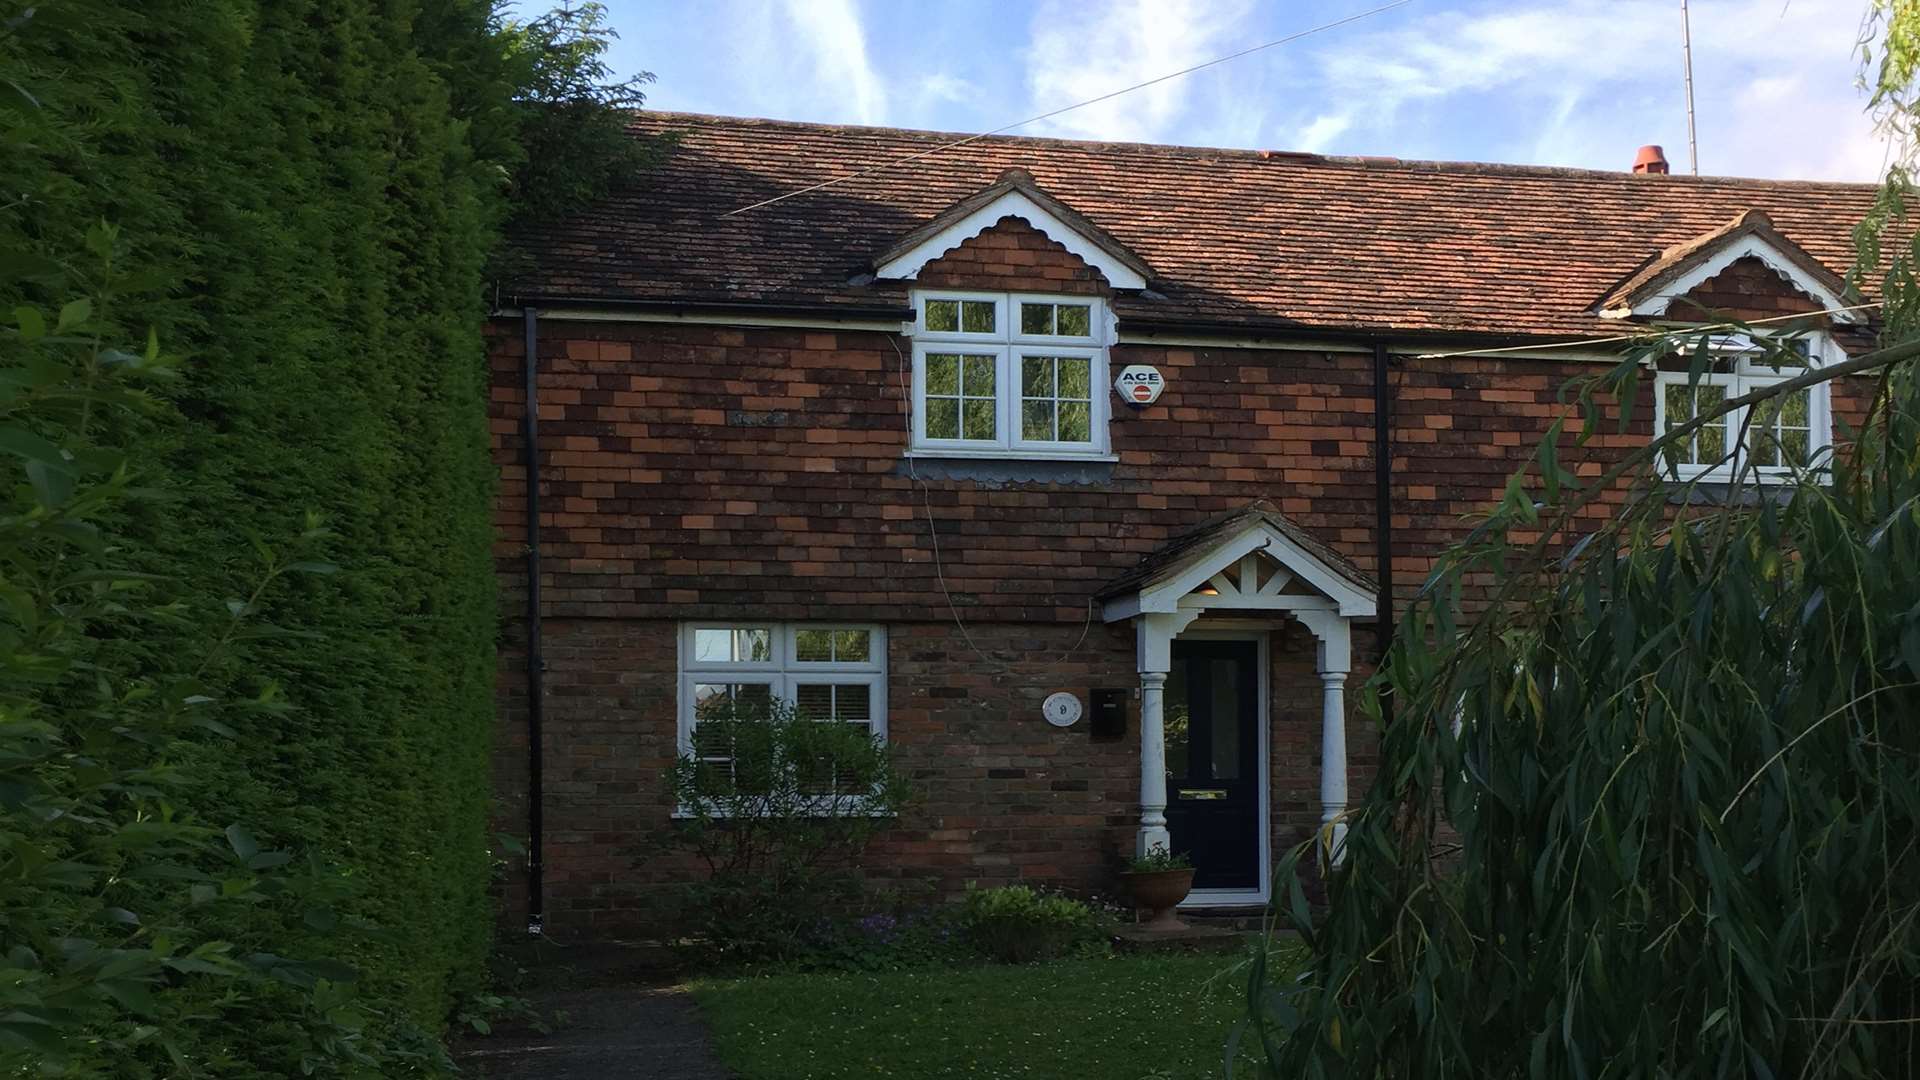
[504,111,1883,340]
[1594,208,1857,316]
[1097,498,1376,603]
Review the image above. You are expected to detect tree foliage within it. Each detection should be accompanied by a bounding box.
[493,1,664,226]
[0,0,655,1072]
[1243,16,1920,1071]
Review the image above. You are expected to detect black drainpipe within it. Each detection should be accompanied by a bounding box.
[522,306,545,936]
[1372,341,1396,723]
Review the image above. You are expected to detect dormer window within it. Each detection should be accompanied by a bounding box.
[909,290,1111,458]
[1653,332,1832,481]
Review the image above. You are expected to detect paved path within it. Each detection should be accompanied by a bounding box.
[457,984,732,1080]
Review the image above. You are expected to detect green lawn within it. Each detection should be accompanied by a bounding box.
[691,947,1304,1080]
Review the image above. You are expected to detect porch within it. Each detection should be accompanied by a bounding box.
[1098,501,1378,907]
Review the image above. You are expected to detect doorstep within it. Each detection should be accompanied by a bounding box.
[1110,923,1249,955]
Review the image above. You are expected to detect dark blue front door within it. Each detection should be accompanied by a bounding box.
[1163,640,1260,892]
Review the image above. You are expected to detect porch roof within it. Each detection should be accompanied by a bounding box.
[1097,500,1377,620]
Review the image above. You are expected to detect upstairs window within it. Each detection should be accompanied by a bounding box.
[910,290,1110,457]
[1653,333,1831,481]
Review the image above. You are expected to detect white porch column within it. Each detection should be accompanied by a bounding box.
[1136,670,1171,857]
[1295,610,1352,866]
[1135,611,1198,857]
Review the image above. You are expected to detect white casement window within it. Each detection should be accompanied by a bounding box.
[677,624,888,773]
[1653,333,1833,481]
[909,290,1111,458]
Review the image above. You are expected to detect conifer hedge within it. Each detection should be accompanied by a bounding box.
[2,0,516,1059]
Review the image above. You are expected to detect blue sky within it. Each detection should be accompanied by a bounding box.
[598,0,1891,181]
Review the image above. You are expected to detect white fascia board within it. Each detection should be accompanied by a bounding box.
[1130,523,1376,620]
[874,190,1148,290]
[1624,234,1859,324]
[1258,534,1375,618]
[1114,331,1624,365]
[492,306,905,332]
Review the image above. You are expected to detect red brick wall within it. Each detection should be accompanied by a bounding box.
[485,328,1683,623]
[913,216,1109,295]
[486,228,1878,934]
[492,615,1377,934]
[1672,254,1827,320]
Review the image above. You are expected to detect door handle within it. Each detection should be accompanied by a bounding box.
[1178,788,1228,801]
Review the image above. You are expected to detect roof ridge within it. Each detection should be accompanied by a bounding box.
[626,109,1882,190]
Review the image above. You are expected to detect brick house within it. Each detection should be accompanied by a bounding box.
[488,115,1880,935]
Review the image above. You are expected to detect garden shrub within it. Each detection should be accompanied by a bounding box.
[0,238,395,1074]
[0,0,654,1070]
[957,885,1108,965]
[666,696,912,966]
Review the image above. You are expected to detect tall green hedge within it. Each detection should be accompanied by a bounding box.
[2,0,504,1051]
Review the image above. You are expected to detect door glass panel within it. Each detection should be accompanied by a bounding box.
[1208,658,1242,780]
[1163,662,1189,781]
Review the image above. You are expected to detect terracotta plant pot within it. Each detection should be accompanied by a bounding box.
[1120,867,1196,931]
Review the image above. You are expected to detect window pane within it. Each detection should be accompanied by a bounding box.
[927,397,960,439]
[838,685,871,723]
[795,629,833,662]
[1781,427,1810,464]
[694,629,733,663]
[690,718,732,760]
[925,299,959,333]
[962,355,996,393]
[1058,357,1091,398]
[832,629,870,662]
[1746,338,1809,372]
[1698,417,1726,463]
[1022,399,1055,441]
[926,353,960,395]
[1779,388,1810,426]
[1058,401,1091,443]
[1022,355,1050,397]
[742,629,772,662]
[1208,658,1241,781]
[962,398,996,440]
[1020,303,1052,335]
[795,682,834,719]
[1057,305,1091,337]
[961,300,996,333]
[695,627,771,663]
[693,681,774,722]
[1748,395,1780,466]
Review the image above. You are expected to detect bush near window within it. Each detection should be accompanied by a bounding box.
[0,1,655,1071]
[666,696,911,965]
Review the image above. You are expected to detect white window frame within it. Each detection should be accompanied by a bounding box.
[1652,331,1834,482]
[908,289,1112,459]
[676,623,889,758]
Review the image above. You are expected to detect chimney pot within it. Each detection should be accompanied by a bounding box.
[1632,144,1670,175]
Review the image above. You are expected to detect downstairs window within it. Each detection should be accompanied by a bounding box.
[677,623,888,784]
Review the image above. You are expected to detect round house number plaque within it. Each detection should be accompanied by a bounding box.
[1042,692,1083,728]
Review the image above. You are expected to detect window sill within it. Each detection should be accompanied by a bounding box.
[1660,475,1827,506]
[671,801,897,820]
[905,449,1119,463]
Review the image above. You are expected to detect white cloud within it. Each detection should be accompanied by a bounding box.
[1294,113,1353,153]
[1301,0,1890,179]
[778,0,886,125]
[1021,0,1257,142]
